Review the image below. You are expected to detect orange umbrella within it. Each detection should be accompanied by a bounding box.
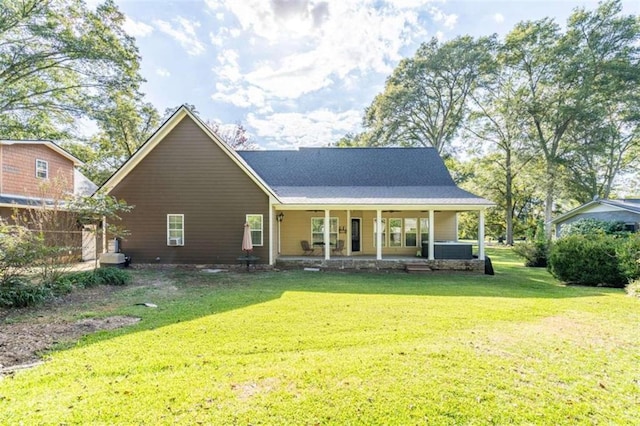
[242,222,253,253]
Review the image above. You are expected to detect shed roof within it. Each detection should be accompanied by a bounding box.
[551,198,640,224]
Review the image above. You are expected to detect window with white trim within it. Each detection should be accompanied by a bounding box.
[420,218,429,245]
[405,218,418,247]
[167,214,184,246]
[373,218,387,247]
[35,159,48,179]
[246,214,263,246]
[389,218,402,247]
[311,217,338,245]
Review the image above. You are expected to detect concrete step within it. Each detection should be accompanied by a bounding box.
[405,264,432,273]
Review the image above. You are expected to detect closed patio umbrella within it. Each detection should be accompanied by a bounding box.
[242,222,253,253]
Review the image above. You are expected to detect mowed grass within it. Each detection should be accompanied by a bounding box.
[1,248,639,424]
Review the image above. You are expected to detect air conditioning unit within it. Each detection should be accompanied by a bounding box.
[168,238,181,246]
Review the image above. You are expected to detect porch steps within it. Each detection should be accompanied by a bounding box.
[405,264,433,273]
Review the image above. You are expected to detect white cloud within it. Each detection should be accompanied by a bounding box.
[156,68,171,77]
[247,109,362,148]
[429,6,458,30]
[493,13,505,24]
[209,1,428,104]
[215,49,242,82]
[154,17,205,56]
[212,83,270,111]
[123,16,153,37]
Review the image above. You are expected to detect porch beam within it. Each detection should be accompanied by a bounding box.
[376,209,382,260]
[428,210,435,260]
[478,209,486,260]
[324,209,330,260]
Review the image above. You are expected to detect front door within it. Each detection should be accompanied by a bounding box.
[351,218,361,252]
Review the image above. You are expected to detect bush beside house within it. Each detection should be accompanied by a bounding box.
[547,226,640,288]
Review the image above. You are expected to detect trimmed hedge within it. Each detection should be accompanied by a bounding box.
[547,234,639,287]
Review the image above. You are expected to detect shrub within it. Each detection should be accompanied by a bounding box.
[616,233,640,281]
[547,234,626,287]
[0,276,52,308]
[626,279,640,298]
[0,223,42,286]
[93,267,131,286]
[512,240,549,267]
[561,218,629,237]
[53,268,131,289]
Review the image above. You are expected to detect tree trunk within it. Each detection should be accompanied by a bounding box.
[544,162,556,239]
[505,149,514,245]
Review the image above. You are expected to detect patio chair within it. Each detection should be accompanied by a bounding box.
[332,240,345,255]
[301,240,315,255]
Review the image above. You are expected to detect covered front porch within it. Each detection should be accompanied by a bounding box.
[271,205,487,268]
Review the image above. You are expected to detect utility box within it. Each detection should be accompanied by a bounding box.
[100,252,126,268]
[108,238,120,253]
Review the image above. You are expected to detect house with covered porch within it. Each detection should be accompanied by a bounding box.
[100,106,493,271]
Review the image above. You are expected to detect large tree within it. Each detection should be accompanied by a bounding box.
[64,92,160,185]
[363,35,495,154]
[466,63,533,245]
[502,0,640,234]
[0,0,142,139]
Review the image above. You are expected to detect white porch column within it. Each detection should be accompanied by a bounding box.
[324,209,331,260]
[102,216,107,254]
[376,209,382,260]
[346,209,351,256]
[271,206,276,265]
[428,210,435,260]
[478,209,486,260]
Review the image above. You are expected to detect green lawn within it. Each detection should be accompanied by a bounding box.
[1,248,639,424]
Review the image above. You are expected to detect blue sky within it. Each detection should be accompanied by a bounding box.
[112,0,639,150]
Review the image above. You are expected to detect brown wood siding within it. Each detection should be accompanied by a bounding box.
[109,116,270,264]
[1,144,74,197]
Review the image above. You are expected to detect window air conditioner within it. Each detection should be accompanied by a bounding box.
[168,237,181,246]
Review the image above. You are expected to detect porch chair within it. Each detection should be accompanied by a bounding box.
[332,240,345,255]
[300,240,315,255]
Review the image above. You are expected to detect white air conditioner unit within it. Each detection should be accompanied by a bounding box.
[168,238,181,246]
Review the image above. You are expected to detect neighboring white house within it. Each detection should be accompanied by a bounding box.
[551,198,640,238]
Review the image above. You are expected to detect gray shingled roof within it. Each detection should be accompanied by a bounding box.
[238,147,455,187]
[0,195,55,207]
[238,148,493,206]
[551,198,640,224]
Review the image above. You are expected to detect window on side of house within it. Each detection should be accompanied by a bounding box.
[389,218,402,247]
[373,218,387,247]
[420,218,429,245]
[311,217,338,246]
[35,159,48,179]
[246,214,263,246]
[405,218,418,247]
[167,214,184,246]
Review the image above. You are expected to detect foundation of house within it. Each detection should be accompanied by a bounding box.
[275,256,485,273]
